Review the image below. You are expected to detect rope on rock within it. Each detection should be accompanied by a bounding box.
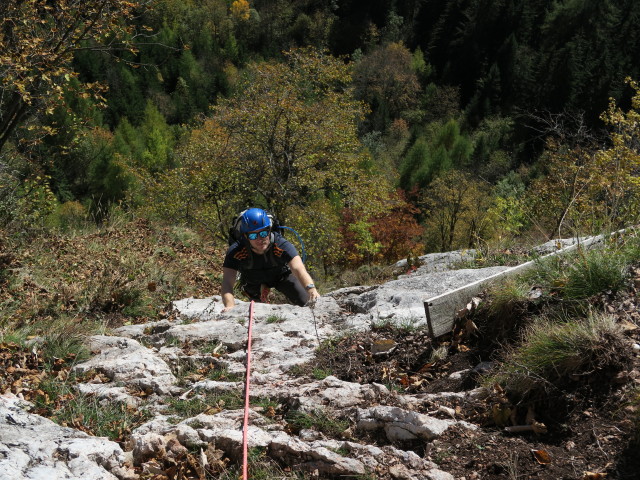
[242,300,255,479]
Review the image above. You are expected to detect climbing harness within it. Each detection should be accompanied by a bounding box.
[241,300,255,479]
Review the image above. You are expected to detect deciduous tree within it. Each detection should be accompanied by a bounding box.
[421,170,494,252]
[526,139,599,239]
[353,42,421,132]
[0,0,145,154]
[140,48,392,269]
[593,77,640,227]
[210,47,391,227]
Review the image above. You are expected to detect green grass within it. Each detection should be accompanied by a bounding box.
[563,248,628,298]
[217,447,309,479]
[163,334,183,348]
[285,409,350,437]
[484,311,623,397]
[520,238,633,300]
[371,318,394,330]
[312,368,333,380]
[486,278,532,315]
[265,314,286,324]
[166,391,244,419]
[208,367,244,382]
[34,377,151,442]
[2,318,97,371]
[254,397,279,410]
[371,317,423,333]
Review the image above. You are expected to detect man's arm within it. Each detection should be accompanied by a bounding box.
[221,267,238,312]
[288,256,320,303]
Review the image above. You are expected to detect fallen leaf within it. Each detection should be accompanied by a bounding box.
[619,320,637,332]
[465,319,479,335]
[531,449,551,464]
[582,472,607,479]
[417,362,435,373]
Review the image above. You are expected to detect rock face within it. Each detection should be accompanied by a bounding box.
[2,251,508,479]
[0,394,135,480]
[72,336,179,395]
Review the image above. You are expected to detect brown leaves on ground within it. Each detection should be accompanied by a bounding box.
[1,219,223,328]
[302,322,473,395]
[137,440,230,480]
[0,342,48,399]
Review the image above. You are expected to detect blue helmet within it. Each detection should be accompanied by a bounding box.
[239,208,272,233]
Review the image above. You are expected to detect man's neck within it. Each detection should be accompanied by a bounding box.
[250,243,271,255]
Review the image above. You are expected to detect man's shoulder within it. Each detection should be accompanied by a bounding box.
[272,233,297,258]
[226,242,250,261]
[272,233,291,248]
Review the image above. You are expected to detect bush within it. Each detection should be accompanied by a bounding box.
[14,176,59,231]
[47,201,88,232]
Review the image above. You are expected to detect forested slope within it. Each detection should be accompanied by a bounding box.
[2,0,640,272]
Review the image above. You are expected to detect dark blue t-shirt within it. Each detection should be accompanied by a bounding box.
[223,232,299,284]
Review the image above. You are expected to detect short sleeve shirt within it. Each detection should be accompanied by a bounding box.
[223,233,299,284]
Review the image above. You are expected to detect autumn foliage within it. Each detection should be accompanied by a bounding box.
[526,78,640,238]
[340,191,424,267]
[0,0,142,152]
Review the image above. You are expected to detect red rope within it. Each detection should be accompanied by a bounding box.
[242,300,255,480]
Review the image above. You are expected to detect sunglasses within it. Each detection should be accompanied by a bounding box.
[246,229,270,240]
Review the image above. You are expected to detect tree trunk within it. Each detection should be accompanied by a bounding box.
[0,92,28,154]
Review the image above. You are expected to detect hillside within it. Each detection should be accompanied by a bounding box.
[2,226,640,479]
[3,1,640,270]
[3,2,640,477]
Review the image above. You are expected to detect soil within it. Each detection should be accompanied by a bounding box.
[303,288,640,480]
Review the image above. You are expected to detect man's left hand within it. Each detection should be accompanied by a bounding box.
[306,288,320,306]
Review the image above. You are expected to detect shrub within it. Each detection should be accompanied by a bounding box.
[14,176,59,231]
[47,201,88,232]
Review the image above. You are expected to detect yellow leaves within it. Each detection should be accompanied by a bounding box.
[1,0,142,147]
[589,77,640,225]
[230,0,250,22]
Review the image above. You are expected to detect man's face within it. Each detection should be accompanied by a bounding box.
[246,228,271,254]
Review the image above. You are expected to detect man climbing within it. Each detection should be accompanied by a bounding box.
[221,208,320,312]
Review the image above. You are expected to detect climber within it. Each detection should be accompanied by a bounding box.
[221,208,319,312]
